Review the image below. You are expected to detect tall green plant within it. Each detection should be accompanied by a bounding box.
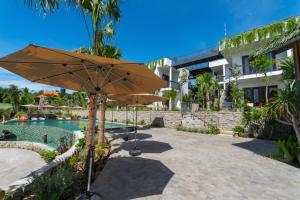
[250,54,275,104]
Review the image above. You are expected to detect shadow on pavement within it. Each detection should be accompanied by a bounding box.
[111,140,173,155]
[108,131,152,142]
[91,156,174,200]
[232,139,277,156]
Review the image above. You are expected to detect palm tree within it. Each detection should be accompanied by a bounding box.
[20,87,35,106]
[23,0,122,160]
[6,85,21,113]
[0,87,8,102]
[267,83,300,145]
[196,73,217,110]
[164,89,177,111]
[280,57,295,84]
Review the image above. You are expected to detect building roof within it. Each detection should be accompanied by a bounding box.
[172,47,223,69]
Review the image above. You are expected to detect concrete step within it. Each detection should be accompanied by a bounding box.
[221,130,234,136]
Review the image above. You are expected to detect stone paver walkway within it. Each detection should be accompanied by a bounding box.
[0,148,45,191]
[91,128,300,200]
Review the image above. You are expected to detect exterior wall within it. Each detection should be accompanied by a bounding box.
[148,58,183,109]
[237,74,285,90]
[73,110,242,131]
[182,112,242,131]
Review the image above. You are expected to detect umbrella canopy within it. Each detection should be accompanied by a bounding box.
[0,44,167,95]
[109,94,167,106]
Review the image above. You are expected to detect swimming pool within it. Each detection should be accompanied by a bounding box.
[0,120,127,148]
[7,120,126,132]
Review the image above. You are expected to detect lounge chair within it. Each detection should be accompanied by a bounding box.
[0,130,17,140]
[38,117,46,120]
[31,117,38,120]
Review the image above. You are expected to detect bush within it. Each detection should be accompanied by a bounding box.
[114,118,117,122]
[176,124,210,134]
[68,155,81,167]
[140,120,145,125]
[233,126,245,137]
[208,125,220,135]
[95,143,110,158]
[76,138,85,150]
[39,150,56,162]
[27,165,83,200]
[275,135,300,166]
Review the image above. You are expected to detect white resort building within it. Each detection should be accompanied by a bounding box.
[146,58,189,110]
[148,16,298,109]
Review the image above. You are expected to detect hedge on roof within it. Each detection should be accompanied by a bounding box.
[146,58,166,72]
[219,17,300,50]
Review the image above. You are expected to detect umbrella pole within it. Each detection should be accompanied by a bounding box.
[134,106,138,148]
[85,93,97,193]
[123,105,129,141]
[130,106,141,156]
[110,109,113,132]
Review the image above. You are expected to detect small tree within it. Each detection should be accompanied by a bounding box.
[250,54,275,104]
[267,83,300,145]
[196,73,217,110]
[165,89,177,110]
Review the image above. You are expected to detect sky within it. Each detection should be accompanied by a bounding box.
[0,0,299,91]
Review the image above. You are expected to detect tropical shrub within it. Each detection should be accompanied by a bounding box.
[27,165,83,200]
[233,126,245,137]
[39,150,56,162]
[208,124,220,135]
[76,138,86,150]
[140,119,145,125]
[274,135,300,166]
[176,124,210,134]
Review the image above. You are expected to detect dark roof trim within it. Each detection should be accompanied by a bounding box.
[173,53,223,69]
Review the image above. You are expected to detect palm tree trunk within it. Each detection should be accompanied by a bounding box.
[98,98,106,144]
[169,99,172,111]
[85,93,97,167]
[206,92,210,110]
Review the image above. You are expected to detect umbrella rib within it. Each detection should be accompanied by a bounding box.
[100,65,114,87]
[32,66,95,82]
[81,62,97,88]
[71,72,94,92]
[0,60,95,66]
[39,45,144,66]
[101,75,128,89]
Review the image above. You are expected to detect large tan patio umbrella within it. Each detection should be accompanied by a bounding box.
[109,94,167,156]
[0,44,167,187]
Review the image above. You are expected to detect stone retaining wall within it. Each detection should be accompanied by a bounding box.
[182,112,243,131]
[73,110,242,131]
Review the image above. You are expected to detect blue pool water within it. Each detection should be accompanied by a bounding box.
[7,120,126,132]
